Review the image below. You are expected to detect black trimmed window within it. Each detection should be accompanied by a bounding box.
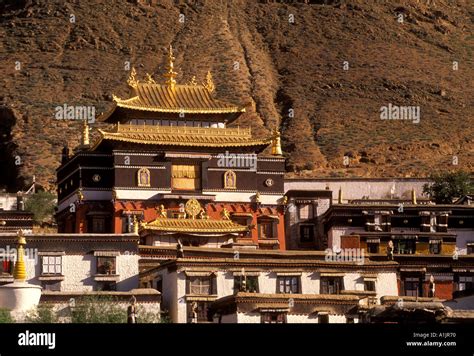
[277,276,300,294]
[186,276,217,295]
[234,276,259,293]
[299,224,314,243]
[320,277,343,295]
[261,312,286,324]
[404,277,422,297]
[429,241,442,254]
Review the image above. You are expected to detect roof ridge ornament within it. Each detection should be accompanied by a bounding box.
[187,76,198,86]
[145,73,156,84]
[127,67,139,89]
[163,44,177,90]
[203,71,215,93]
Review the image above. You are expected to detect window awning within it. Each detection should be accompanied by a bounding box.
[184,271,215,277]
[276,272,302,277]
[366,238,380,244]
[320,272,345,277]
[400,267,426,273]
[233,271,260,277]
[38,251,65,256]
[122,210,144,216]
[94,251,120,257]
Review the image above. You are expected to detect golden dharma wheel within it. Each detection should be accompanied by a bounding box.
[185,199,201,219]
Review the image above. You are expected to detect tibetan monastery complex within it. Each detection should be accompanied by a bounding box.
[1,46,472,324]
[56,45,286,250]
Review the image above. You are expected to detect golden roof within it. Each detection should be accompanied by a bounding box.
[113,46,244,114]
[92,123,272,149]
[113,83,244,114]
[142,218,249,234]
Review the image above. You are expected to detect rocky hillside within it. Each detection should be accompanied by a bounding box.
[0,0,472,191]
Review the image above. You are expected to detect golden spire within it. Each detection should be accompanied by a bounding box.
[13,229,27,281]
[81,119,90,147]
[203,71,215,93]
[163,45,177,90]
[338,187,343,204]
[127,67,139,88]
[271,128,283,155]
[412,188,417,204]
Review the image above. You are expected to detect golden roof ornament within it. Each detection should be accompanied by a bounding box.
[185,199,201,219]
[133,215,139,234]
[157,204,167,218]
[338,187,343,204]
[145,73,156,84]
[199,208,209,220]
[203,71,215,93]
[187,76,198,86]
[221,208,231,220]
[271,128,282,155]
[163,45,177,90]
[13,229,27,281]
[412,188,417,204]
[127,67,139,88]
[77,188,84,203]
[81,119,90,147]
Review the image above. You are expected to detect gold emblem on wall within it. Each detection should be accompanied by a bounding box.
[137,168,151,187]
[224,170,236,189]
[185,199,201,219]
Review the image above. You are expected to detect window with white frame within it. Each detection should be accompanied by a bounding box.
[41,256,62,275]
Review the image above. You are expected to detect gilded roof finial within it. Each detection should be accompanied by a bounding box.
[164,45,177,90]
[271,128,282,155]
[338,187,343,204]
[133,215,139,235]
[411,188,417,204]
[127,67,139,88]
[13,229,27,281]
[145,73,156,84]
[203,71,215,93]
[81,119,90,147]
[188,76,198,86]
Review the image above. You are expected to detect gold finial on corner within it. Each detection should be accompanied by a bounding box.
[145,73,156,84]
[271,128,282,155]
[127,67,139,88]
[203,71,215,93]
[81,119,90,147]
[338,187,343,204]
[411,188,417,205]
[13,229,27,281]
[77,188,84,203]
[164,45,177,90]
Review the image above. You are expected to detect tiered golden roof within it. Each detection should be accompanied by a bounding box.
[93,123,272,149]
[142,218,249,234]
[113,45,244,114]
[112,84,244,114]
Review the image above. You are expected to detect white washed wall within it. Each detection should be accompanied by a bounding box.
[285,179,429,202]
